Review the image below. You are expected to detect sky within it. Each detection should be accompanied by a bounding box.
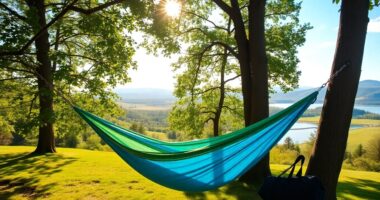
[117,1,380,90]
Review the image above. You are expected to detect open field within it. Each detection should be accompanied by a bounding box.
[117,102,171,111]
[346,127,380,152]
[298,118,380,152]
[1,146,379,200]
[299,117,380,126]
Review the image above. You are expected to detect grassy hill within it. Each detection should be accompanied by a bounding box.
[299,117,380,152]
[346,127,380,152]
[1,146,379,199]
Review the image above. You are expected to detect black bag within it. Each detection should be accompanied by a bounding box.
[258,155,325,200]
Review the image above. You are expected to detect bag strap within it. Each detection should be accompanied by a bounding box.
[278,155,305,178]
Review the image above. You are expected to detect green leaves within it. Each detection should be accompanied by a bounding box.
[333,0,378,10]
[0,0,159,144]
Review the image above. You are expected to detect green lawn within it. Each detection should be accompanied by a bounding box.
[1,146,379,200]
[299,117,380,126]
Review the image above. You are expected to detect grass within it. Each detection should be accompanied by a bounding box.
[1,146,379,199]
[346,127,380,152]
[298,117,380,153]
[299,117,380,126]
[0,146,258,200]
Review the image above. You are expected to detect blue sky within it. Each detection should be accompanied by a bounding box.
[298,1,380,87]
[119,1,380,90]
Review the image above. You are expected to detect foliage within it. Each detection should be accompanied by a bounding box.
[353,144,366,158]
[300,107,380,119]
[129,122,146,134]
[0,116,13,145]
[0,0,172,150]
[344,157,380,172]
[165,0,311,138]
[333,0,379,10]
[1,146,379,200]
[270,146,300,165]
[283,137,296,150]
[367,135,380,162]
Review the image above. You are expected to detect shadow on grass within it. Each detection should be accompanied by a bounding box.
[337,178,380,200]
[184,181,261,200]
[0,152,77,199]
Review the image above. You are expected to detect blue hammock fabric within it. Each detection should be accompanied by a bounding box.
[74,91,318,192]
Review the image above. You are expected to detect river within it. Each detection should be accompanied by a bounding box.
[271,103,380,114]
[279,123,363,144]
[271,103,378,144]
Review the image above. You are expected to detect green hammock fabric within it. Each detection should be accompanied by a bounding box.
[74,91,318,191]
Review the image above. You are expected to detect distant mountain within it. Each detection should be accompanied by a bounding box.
[115,80,380,106]
[270,80,380,105]
[114,88,175,106]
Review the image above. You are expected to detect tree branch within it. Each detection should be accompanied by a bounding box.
[68,0,126,15]
[205,41,238,58]
[185,11,229,31]
[0,2,27,21]
[178,27,209,37]
[222,105,243,117]
[28,92,39,118]
[0,0,125,57]
[0,76,34,82]
[0,0,79,56]
[194,86,221,95]
[203,117,214,125]
[200,110,217,115]
[224,74,240,84]
[212,0,232,16]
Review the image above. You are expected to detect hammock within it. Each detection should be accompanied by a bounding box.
[74,91,318,192]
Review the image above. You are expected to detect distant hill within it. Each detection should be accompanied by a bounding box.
[115,80,380,106]
[114,88,175,106]
[270,80,380,105]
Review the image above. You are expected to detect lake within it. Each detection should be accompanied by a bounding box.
[272,102,377,144]
[279,123,363,144]
[271,103,380,114]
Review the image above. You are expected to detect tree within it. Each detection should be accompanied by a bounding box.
[367,135,380,162]
[165,0,310,182]
[283,137,295,150]
[306,0,373,199]
[130,123,139,132]
[0,0,154,154]
[169,18,243,137]
[138,124,146,134]
[353,144,366,158]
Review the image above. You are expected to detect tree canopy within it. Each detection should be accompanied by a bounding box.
[0,0,159,153]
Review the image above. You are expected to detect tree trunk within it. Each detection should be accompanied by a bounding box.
[306,0,368,199]
[28,0,56,154]
[240,0,270,184]
[213,47,228,137]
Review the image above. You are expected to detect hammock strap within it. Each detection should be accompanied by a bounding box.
[318,61,351,92]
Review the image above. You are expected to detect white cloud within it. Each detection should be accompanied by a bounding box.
[368,17,380,33]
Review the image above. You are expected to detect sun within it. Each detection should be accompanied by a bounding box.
[165,0,181,18]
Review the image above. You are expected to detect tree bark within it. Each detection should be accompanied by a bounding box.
[306,0,369,199]
[240,0,270,184]
[27,0,56,154]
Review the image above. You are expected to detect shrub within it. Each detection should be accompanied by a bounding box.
[270,146,300,165]
[366,135,380,162]
[351,157,380,172]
